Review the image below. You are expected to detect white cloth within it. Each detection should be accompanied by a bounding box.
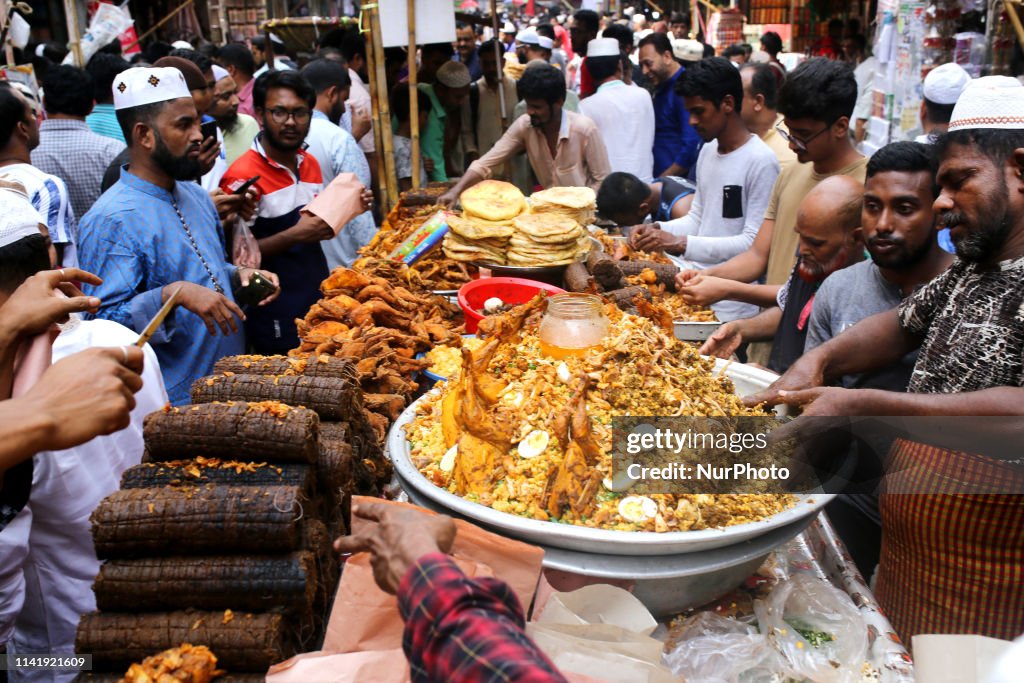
[253,57,294,77]
[2,319,166,680]
[852,56,878,122]
[1,163,77,268]
[0,186,43,248]
[347,69,375,154]
[112,67,191,110]
[578,80,655,183]
[659,135,780,322]
[949,75,1024,131]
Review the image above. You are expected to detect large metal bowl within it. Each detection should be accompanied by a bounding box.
[387,359,833,556]
[405,485,813,616]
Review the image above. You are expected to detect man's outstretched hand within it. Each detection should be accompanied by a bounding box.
[334,502,457,594]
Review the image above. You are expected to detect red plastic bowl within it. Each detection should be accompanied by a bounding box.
[458,277,566,333]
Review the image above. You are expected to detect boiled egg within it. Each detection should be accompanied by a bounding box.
[439,444,458,472]
[483,297,505,313]
[618,495,658,524]
[556,361,571,384]
[517,429,550,459]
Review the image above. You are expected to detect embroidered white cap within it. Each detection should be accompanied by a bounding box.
[537,36,554,50]
[516,30,540,46]
[503,22,516,34]
[113,66,193,111]
[672,38,704,63]
[948,75,1024,131]
[922,63,971,105]
[211,64,230,82]
[587,37,620,58]
[0,178,43,249]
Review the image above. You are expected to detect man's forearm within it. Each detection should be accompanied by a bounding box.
[257,229,301,259]
[705,248,767,283]
[815,309,921,381]
[720,282,781,307]
[849,386,1024,417]
[737,306,783,343]
[0,398,54,474]
[661,162,686,178]
[446,168,484,199]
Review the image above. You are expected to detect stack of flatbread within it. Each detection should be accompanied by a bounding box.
[443,180,526,265]
[529,186,597,227]
[508,213,590,266]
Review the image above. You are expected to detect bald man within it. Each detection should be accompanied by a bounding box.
[695,175,864,373]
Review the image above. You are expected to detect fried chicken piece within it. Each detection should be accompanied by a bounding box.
[362,393,407,420]
[545,440,602,519]
[452,431,505,496]
[321,268,371,295]
[305,320,350,344]
[633,294,674,331]
[570,377,603,467]
[122,644,224,683]
[355,284,406,309]
[476,293,548,341]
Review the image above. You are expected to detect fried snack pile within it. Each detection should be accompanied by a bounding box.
[292,268,462,436]
[625,271,717,323]
[121,644,224,683]
[357,189,473,291]
[592,232,673,265]
[407,296,793,532]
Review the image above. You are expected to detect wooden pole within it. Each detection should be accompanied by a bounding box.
[363,13,388,212]
[63,0,84,66]
[123,0,196,51]
[366,5,399,213]
[407,0,420,190]
[1006,1,1024,53]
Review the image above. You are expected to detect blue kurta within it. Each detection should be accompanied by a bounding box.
[77,168,245,405]
[652,67,701,178]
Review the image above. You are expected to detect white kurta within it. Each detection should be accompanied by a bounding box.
[578,80,656,183]
[2,318,167,682]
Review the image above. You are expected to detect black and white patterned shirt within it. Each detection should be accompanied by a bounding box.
[898,255,1024,394]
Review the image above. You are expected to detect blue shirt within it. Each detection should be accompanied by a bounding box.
[455,51,483,81]
[85,103,126,144]
[304,110,376,270]
[651,67,701,178]
[77,168,244,405]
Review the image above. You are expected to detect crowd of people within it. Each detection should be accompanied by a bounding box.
[0,5,1022,682]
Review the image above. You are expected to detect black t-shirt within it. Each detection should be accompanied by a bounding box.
[653,176,696,222]
[769,268,819,374]
[0,458,33,532]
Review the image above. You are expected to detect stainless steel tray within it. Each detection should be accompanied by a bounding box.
[673,320,721,342]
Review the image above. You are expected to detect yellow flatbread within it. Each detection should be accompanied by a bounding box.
[447,214,516,241]
[460,180,526,222]
[529,186,597,210]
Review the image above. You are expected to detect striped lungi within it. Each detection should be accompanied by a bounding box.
[874,438,1024,645]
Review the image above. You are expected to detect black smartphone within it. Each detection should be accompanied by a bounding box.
[233,271,279,307]
[200,119,218,141]
[233,175,261,196]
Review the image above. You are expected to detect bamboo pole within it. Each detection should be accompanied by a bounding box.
[366,5,399,213]
[63,0,84,66]
[1006,1,1024,53]
[407,0,420,190]
[362,12,387,210]
[123,0,196,52]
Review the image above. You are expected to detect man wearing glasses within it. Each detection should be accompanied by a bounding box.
[675,58,866,365]
[220,70,333,355]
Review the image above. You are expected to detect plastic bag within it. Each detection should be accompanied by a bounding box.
[662,612,783,683]
[753,574,868,683]
[64,4,134,66]
[232,217,261,269]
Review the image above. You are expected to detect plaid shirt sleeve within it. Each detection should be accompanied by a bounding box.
[398,553,568,683]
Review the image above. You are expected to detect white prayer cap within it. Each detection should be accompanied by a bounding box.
[0,180,44,249]
[211,64,230,82]
[948,75,1024,132]
[113,66,192,111]
[672,38,704,63]
[171,40,193,50]
[502,21,516,34]
[536,36,554,51]
[529,18,539,26]
[923,63,971,105]
[516,30,540,46]
[587,38,620,58]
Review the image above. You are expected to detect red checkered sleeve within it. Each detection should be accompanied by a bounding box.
[398,553,568,683]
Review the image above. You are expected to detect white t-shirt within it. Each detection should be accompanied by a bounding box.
[578,80,656,183]
[1,318,167,669]
[1,163,77,267]
[660,134,780,322]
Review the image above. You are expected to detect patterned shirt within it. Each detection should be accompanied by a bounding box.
[85,103,125,144]
[304,111,376,270]
[0,162,77,267]
[898,255,1024,394]
[221,137,325,355]
[31,119,125,220]
[399,553,567,683]
[78,167,244,404]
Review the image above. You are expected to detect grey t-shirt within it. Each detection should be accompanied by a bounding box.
[805,259,916,391]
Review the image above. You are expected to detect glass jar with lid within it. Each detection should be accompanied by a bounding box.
[537,293,610,359]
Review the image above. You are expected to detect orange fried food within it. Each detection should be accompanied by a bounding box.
[453,431,505,496]
[545,440,602,519]
[633,294,674,331]
[321,268,371,294]
[121,644,224,683]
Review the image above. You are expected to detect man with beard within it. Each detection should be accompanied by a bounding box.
[209,64,260,166]
[78,66,278,404]
[300,59,375,270]
[438,63,609,206]
[803,141,952,580]
[630,57,779,323]
[568,9,599,96]
[454,21,482,82]
[746,77,1024,644]
[220,70,331,355]
[700,175,864,373]
[637,32,700,179]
